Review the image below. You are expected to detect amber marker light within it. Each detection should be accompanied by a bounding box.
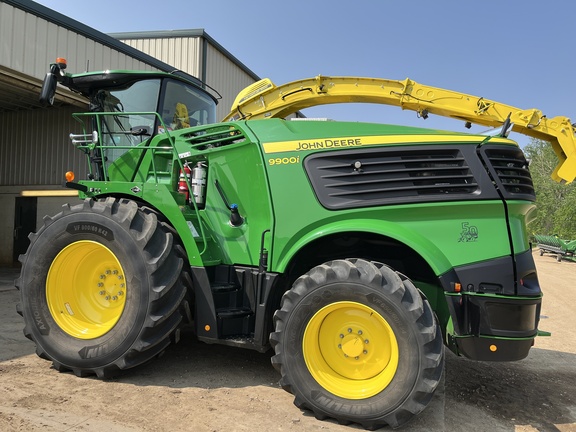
[489,344,498,352]
[454,283,462,293]
[56,57,67,68]
[204,325,211,332]
[65,171,75,182]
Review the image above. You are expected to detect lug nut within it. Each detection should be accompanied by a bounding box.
[358,330,363,335]
[105,296,111,300]
[99,290,106,295]
[118,291,124,296]
[347,328,352,333]
[112,296,118,301]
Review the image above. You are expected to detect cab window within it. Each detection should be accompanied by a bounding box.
[160,79,217,132]
[95,78,161,163]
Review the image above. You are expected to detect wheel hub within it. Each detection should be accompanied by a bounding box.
[303,301,399,399]
[46,240,127,339]
[339,330,367,359]
[95,268,125,305]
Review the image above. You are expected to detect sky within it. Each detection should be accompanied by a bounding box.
[33,0,575,148]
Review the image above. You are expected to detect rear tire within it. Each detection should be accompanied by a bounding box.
[16,197,188,378]
[270,259,443,429]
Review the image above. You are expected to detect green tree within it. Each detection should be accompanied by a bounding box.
[524,139,576,239]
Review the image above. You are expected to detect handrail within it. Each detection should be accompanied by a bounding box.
[70,111,209,254]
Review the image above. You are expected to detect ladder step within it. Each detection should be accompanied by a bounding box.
[211,282,239,293]
[217,308,252,319]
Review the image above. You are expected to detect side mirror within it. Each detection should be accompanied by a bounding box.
[39,72,57,106]
[39,58,67,107]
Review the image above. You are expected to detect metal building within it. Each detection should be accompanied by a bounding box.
[0,0,259,266]
[110,30,259,121]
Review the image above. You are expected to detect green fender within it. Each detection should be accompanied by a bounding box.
[274,218,452,276]
[81,183,205,267]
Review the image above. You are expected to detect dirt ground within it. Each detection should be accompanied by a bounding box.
[0,251,574,432]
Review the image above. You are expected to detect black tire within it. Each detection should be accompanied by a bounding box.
[270,258,444,429]
[16,197,188,378]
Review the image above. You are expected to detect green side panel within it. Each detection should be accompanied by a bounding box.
[243,120,505,275]
[194,140,274,266]
[507,201,537,253]
[107,146,147,182]
[268,198,512,275]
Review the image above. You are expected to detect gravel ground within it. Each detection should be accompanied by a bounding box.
[0,251,574,431]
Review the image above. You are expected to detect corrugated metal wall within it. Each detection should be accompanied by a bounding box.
[0,2,156,81]
[0,1,167,188]
[0,3,260,265]
[0,106,88,185]
[204,43,258,120]
[117,34,257,121]
[119,37,202,79]
[0,6,260,186]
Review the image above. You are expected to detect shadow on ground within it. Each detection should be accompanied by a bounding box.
[2,265,575,431]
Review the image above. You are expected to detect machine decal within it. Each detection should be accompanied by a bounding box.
[263,134,487,154]
[458,222,479,242]
[268,156,300,166]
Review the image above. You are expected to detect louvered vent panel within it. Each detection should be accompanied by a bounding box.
[483,147,535,199]
[305,148,479,209]
[182,125,248,150]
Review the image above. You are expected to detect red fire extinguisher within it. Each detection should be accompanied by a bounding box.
[178,163,191,202]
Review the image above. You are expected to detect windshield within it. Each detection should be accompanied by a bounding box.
[159,79,217,132]
[93,79,161,165]
[89,76,217,174]
[96,78,161,138]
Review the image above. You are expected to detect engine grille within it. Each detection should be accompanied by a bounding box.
[181,124,248,150]
[304,146,482,209]
[481,146,535,200]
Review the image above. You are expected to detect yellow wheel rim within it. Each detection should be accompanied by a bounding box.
[303,301,399,399]
[46,240,127,339]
